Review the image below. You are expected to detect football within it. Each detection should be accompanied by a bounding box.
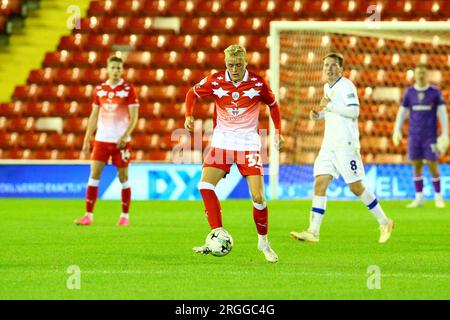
[205,228,234,257]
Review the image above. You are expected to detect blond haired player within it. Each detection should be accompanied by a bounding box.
[184,45,284,262]
[75,56,139,226]
[290,52,394,243]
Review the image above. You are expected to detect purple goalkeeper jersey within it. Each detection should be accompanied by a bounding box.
[401,84,445,140]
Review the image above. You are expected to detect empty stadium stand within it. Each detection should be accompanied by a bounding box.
[1,0,449,163]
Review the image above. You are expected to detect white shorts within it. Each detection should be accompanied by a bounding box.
[313,148,365,184]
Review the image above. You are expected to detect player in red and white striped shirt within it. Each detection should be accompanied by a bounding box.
[75,56,139,226]
[185,45,284,263]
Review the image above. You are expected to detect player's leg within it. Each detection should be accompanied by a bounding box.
[193,166,227,254]
[291,149,337,242]
[246,174,278,263]
[193,147,231,254]
[75,160,106,225]
[428,160,445,208]
[116,166,131,225]
[408,159,425,208]
[112,142,132,225]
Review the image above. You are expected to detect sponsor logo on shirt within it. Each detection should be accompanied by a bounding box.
[412,105,432,111]
[103,103,118,112]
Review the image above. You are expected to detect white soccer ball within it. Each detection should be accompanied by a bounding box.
[205,228,233,257]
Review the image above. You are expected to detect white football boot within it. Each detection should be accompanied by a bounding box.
[435,194,445,208]
[257,236,278,263]
[290,230,320,243]
[406,199,424,208]
[379,219,395,243]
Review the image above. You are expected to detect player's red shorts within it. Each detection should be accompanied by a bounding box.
[203,147,264,176]
[92,141,131,168]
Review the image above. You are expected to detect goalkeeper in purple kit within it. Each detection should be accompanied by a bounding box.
[393,64,448,208]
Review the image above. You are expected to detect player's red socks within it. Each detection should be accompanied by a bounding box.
[85,178,99,214]
[198,181,222,230]
[121,181,131,215]
[253,202,268,235]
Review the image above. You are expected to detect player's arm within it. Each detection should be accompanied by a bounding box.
[437,104,449,154]
[82,106,100,156]
[184,87,197,132]
[117,106,139,149]
[392,106,408,146]
[185,77,213,132]
[323,96,359,119]
[261,80,284,150]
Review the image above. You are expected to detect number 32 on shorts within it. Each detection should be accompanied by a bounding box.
[246,153,262,168]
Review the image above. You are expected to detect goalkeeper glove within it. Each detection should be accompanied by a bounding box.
[392,131,402,146]
[437,135,449,155]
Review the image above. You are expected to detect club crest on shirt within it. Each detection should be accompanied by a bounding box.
[232,92,240,100]
[108,92,115,99]
[417,92,425,101]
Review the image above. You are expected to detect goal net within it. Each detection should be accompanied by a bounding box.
[268,21,450,199]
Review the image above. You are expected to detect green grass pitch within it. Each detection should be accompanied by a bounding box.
[0,199,449,300]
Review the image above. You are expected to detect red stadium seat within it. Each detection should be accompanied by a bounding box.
[77,17,100,34]
[47,133,82,150]
[150,52,175,68]
[0,102,22,117]
[12,85,30,101]
[135,35,161,51]
[98,16,128,34]
[58,34,84,51]
[139,103,161,118]
[274,0,304,17]
[126,17,154,34]
[110,34,135,48]
[87,0,112,16]
[80,68,106,85]
[146,150,171,161]
[141,0,168,16]
[37,85,63,102]
[175,52,201,69]
[167,0,194,16]
[1,149,27,159]
[65,85,92,102]
[196,0,222,16]
[63,118,88,133]
[22,102,51,117]
[19,132,48,150]
[221,0,248,17]
[124,51,151,68]
[248,0,276,16]
[0,132,18,149]
[204,52,225,69]
[51,102,78,117]
[7,117,35,132]
[68,51,92,68]
[160,103,184,118]
[131,133,160,150]
[59,150,81,159]
[27,69,52,85]
[43,52,67,68]
[180,18,210,34]
[113,0,142,16]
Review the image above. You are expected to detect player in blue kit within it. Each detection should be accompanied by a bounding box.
[393,64,448,208]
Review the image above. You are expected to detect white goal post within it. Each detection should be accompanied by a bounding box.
[268,21,450,200]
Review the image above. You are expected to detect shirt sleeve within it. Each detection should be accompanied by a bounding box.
[192,76,213,98]
[128,85,139,108]
[435,88,445,107]
[92,86,100,108]
[260,78,277,107]
[401,88,411,109]
[343,82,359,106]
